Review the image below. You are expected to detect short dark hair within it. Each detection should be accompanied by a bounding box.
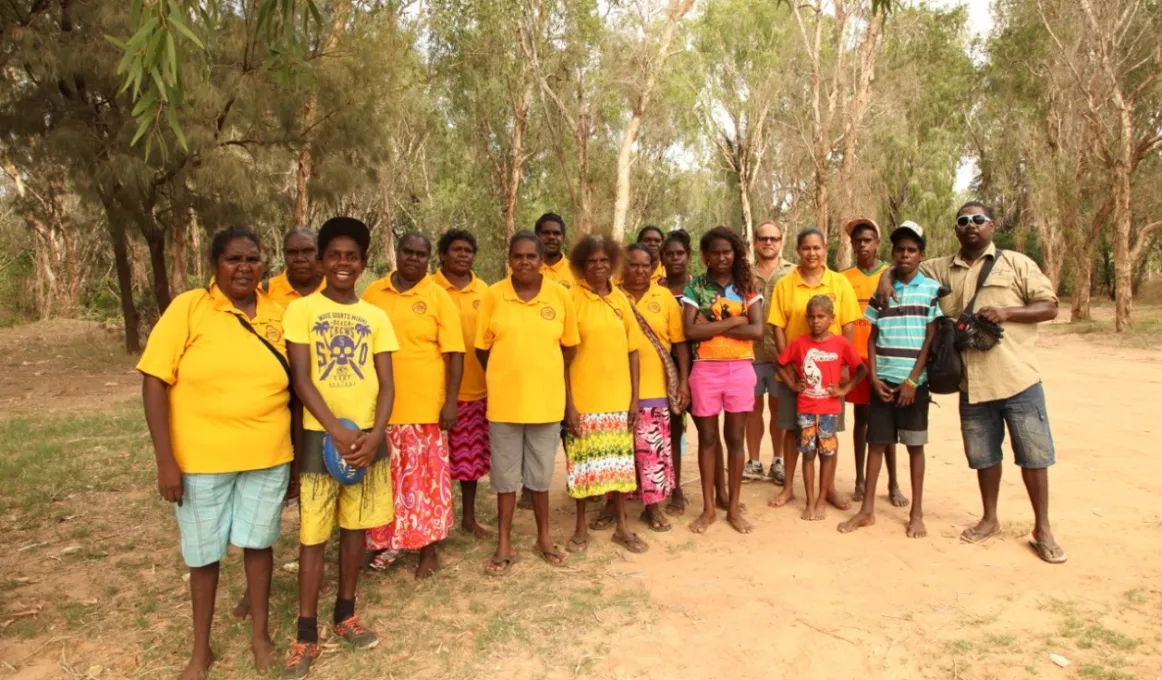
[806,294,834,315]
[958,201,995,221]
[509,230,544,257]
[850,223,878,240]
[664,228,692,253]
[398,231,432,256]
[570,235,622,279]
[796,227,826,248]
[637,225,664,242]
[438,229,476,255]
[625,242,651,260]
[211,225,261,263]
[534,212,565,234]
[283,225,316,251]
[318,217,371,259]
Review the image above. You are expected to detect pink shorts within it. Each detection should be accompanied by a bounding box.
[689,361,757,417]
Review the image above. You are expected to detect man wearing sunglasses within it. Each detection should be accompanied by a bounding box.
[874,201,1065,564]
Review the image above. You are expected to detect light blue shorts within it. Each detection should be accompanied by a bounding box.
[175,464,290,568]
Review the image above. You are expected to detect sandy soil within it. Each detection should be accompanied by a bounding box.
[1,321,1159,679]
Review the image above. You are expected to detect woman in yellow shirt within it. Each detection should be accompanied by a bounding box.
[138,226,294,678]
[363,232,465,579]
[767,227,862,511]
[564,235,648,554]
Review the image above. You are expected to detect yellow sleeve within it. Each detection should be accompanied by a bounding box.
[835,277,862,327]
[136,290,203,385]
[622,295,646,352]
[767,278,790,328]
[560,292,580,348]
[434,288,466,353]
[666,295,686,342]
[282,297,309,345]
[373,308,400,354]
[475,289,496,350]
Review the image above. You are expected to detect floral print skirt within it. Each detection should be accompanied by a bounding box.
[365,423,452,551]
[564,411,637,499]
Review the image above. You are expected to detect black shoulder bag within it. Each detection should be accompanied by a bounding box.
[927,251,1002,395]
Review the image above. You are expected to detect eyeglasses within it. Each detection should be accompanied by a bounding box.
[756,236,782,243]
[956,215,991,227]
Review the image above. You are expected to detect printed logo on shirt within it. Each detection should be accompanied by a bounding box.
[411,301,428,315]
[472,299,481,310]
[264,325,283,342]
[802,347,839,400]
[647,301,662,313]
[614,308,624,319]
[311,311,373,387]
[540,306,557,321]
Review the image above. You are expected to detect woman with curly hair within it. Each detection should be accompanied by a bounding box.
[682,226,764,535]
[564,235,649,554]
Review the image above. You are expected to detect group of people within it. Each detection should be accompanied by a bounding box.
[138,202,1066,680]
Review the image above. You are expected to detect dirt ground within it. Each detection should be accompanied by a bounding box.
[1,318,1160,680]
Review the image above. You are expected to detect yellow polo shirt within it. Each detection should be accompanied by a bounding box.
[570,283,645,414]
[433,269,488,403]
[264,271,325,309]
[136,286,293,474]
[841,262,889,359]
[627,284,685,401]
[768,267,862,343]
[475,277,580,423]
[541,256,575,288]
[363,273,465,425]
[283,293,398,431]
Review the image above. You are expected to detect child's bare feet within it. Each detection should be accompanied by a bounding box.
[726,512,753,534]
[179,651,214,680]
[800,507,825,521]
[251,638,275,673]
[688,510,716,534]
[889,486,910,508]
[768,489,795,508]
[826,489,851,511]
[837,511,876,533]
[906,515,927,538]
[852,479,865,503]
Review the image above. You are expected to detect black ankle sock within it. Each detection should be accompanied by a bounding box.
[297,616,318,644]
[334,597,355,625]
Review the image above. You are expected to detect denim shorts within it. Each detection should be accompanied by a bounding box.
[175,464,290,568]
[959,382,1055,470]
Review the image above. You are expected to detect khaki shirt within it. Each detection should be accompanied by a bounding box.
[920,243,1057,404]
[753,258,797,363]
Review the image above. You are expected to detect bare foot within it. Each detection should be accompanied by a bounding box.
[837,511,876,534]
[688,511,716,534]
[813,504,826,521]
[517,489,533,510]
[666,490,688,516]
[826,489,851,511]
[906,516,927,538]
[715,497,748,513]
[178,651,214,680]
[251,638,275,673]
[852,480,865,503]
[889,486,911,508]
[959,518,1001,544]
[415,549,439,580]
[727,513,753,534]
[461,520,494,539]
[232,594,250,620]
[800,507,823,521]
[768,489,795,508]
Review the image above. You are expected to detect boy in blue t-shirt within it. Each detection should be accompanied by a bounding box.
[838,222,941,538]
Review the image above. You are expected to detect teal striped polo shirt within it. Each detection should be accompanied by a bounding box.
[864,272,942,384]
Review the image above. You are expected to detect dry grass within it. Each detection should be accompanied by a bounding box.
[1049,301,1162,348]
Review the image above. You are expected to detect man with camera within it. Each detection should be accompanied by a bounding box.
[876,201,1065,564]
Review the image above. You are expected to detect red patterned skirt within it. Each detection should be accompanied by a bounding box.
[365,424,452,551]
[449,400,490,482]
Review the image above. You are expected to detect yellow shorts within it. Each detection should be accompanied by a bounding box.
[299,459,393,546]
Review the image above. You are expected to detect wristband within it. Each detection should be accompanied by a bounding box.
[905,378,919,388]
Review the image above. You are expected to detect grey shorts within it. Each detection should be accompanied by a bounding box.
[754,363,778,397]
[489,422,559,493]
[776,381,845,433]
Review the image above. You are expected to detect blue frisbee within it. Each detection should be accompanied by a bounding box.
[323,418,367,486]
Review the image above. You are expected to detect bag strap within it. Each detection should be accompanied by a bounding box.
[601,288,682,410]
[964,249,1002,315]
[232,314,293,388]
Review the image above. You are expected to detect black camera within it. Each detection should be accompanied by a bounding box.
[954,312,1004,352]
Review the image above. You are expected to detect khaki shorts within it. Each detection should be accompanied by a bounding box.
[489,422,559,493]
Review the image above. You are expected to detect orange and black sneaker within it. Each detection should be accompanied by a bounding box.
[334,615,378,648]
[281,641,320,679]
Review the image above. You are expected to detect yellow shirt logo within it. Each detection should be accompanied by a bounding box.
[541,306,557,320]
[472,299,481,309]
[411,301,427,315]
[647,301,662,313]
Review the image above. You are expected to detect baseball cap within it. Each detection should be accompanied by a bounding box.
[843,217,880,238]
[890,221,927,251]
[318,217,371,257]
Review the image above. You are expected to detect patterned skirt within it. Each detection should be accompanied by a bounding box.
[449,400,490,482]
[564,411,636,499]
[365,424,452,551]
[631,406,674,504]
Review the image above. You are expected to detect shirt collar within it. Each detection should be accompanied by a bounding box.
[373,271,429,296]
[208,283,279,323]
[952,242,998,269]
[857,261,888,276]
[501,276,553,304]
[433,268,482,293]
[543,255,570,273]
[894,270,930,289]
[791,266,835,287]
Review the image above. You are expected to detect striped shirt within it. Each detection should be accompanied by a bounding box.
[864,272,942,384]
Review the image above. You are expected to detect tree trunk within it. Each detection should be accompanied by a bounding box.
[170,212,189,296]
[1111,162,1133,331]
[738,168,754,254]
[611,0,695,242]
[189,207,205,284]
[1070,254,1093,321]
[502,80,534,241]
[101,200,141,352]
[143,226,172,314]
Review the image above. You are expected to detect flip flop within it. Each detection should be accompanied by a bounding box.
[588,512,615,531]
[612,532,649,554]
[533,543,568,567]
[566,536,589,553]
[959,525,1001,544]
[1028,539,1068,564]
[483,553,520,576]
[665,496,687,517]
[640,509,672,533]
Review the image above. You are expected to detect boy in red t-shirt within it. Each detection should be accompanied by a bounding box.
[777,295,867,521]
